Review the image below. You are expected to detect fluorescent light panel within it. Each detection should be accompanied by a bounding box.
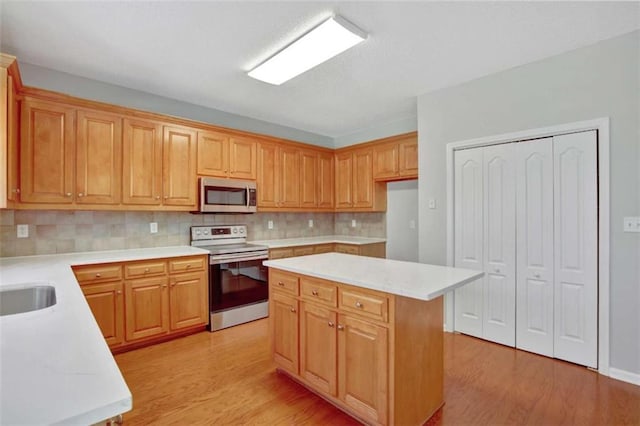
[248,16,367,85]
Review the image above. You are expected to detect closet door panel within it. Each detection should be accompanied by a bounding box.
[454,148,484,338]
[516,137,554,357]
[482,144,516,346]
[553,131,598,368]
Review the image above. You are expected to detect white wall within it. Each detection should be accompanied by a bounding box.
[385,180,419,262]
[418,30,640,375]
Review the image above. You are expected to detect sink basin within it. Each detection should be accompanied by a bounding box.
[0,285,57,316]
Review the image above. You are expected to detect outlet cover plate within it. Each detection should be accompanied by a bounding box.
[17,224,28,238]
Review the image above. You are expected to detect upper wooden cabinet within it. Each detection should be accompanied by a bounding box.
[256,142,279,208]
[317,151,334,209]
[373,133,418,181]
[300,149,317,208]
[122,118,163,206]
[335,147,386,212]
[279,145,300,208]
[197,130,256,180]
[163,126,197,207]
[20,98,76,204]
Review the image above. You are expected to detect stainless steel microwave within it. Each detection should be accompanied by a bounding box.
[199,178,257,213]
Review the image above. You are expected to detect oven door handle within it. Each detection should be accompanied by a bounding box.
[209,253,269,265]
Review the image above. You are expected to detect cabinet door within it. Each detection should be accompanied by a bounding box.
[515,138,554,357]
[196,130,228,177]
[317,152,334,209]
[338,314,388,425]
[398,139,418,177]
[82,282,124,347]
[352,149,374,208]
[453,147,484,338]
[335,152,353,208]
[122,118,163,205]
[163,126,197,207]
[373,143,398,180]
[280,146,300,208]
[270,292,299,375]
[125,276,169,341]
[300,302,337,396]
[20,99,75,203]
[7,75,19,201]
[257,142,279,208]
[300,149,317,208]
[169,271,208,331]
[228,136,257,180]
[76,109,122,204]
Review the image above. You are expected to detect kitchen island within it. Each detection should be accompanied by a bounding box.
[264,253,482,426]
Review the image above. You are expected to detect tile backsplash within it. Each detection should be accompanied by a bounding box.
[0,210,385,257]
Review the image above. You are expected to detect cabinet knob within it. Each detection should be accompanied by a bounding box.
[290,307,296,313]
[355,301,363,308]
[494,268,501,274]
[534,273,541,279]
[277,281,284,286]
[12,188,20,194]
[95,273,101,278]
[328,321,335,327]
[116,290,122,295]
[65,192,72,197]
[162,284,168,288]
[78,192,84,197]
[186,264,191,269]
[337,325,345,331]
[312,290,319,296]
[144,268,150,273]
[155,195,160,200]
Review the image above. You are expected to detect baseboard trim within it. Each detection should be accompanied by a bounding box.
[609,367,640,386]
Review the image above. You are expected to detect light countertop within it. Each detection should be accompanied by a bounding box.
[251,235,386,249]
[264,253,483,301]
[0,246,209,425]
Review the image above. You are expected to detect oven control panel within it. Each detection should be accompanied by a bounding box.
[191,225,246,241]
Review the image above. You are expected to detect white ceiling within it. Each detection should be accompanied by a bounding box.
[1,1,638,139]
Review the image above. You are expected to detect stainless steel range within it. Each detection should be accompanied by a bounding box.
[190,225,269,331]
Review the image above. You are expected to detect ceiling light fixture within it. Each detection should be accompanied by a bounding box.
[248,15,367,85]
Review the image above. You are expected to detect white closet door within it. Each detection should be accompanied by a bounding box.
[483,143,516,346]
[553,131,598,368]
[454,147,484,338]
[516,137,554,357]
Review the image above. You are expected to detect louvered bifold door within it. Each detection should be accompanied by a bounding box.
[454,147,484,338]
[552,131,598,368]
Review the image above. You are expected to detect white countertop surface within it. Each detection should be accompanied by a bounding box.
[264,253,483,301]
[251,235,386,249]
[0,246,209,425]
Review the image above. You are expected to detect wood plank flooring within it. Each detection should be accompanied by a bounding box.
[115,319,640,425]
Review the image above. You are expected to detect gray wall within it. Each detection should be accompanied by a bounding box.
[385,180,419,262]
[417,31,640,375]
[18,62,333,148]
[333,115,418,148]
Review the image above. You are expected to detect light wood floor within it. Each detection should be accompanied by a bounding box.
[115,319,640,425]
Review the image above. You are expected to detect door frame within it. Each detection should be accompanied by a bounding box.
[445,117,610,376]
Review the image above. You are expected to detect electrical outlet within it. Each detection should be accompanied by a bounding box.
[268,220,274,230]
[623,217,640,233]
[16,224,28,238]
[150,222,158,234]
[428,198,436,209]
[351,219,357,228]
[308,219,314,228]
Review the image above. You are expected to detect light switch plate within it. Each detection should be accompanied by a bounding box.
[16,224,28,238]
[351,219,357,228]
[150,222,158,233]
[428,199,436,209]
[268,220,274,230]
[308,219,314,228]
[623,217,640,233]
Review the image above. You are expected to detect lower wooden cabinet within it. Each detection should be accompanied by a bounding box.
[269,269,444,426]
[74,254,208,352]
[268,242,386,261]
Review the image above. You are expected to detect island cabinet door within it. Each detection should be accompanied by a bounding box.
[338,314,388,425]
[125,276,170,341]
[82,282,124,347]
[271,292,299,375]
[300,302,338,396]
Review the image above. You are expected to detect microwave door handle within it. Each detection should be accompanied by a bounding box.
[246,186,250,208]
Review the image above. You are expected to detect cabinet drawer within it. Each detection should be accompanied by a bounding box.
[293,246,315,256]
[270,270,299,296]
[73,264,122,284]
[300,276,337,307]
[125,260,167,278]
[269,248,294,260]
[334,244,359,255]
[339,288,388,322]
[313,244,334,254]
[169,256,206,273]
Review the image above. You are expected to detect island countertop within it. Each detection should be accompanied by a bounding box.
[263,252,483,301]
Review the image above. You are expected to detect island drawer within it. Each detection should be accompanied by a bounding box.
[169,256,206,273]
[300,276,337,307]
[73,264,122,284]
[125,260,167,278]
[270,270,299,295]
[339,287,389,322]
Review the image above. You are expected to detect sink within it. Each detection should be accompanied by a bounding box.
[0,285,57,316]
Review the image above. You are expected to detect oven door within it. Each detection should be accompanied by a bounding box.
[210,257,268,313]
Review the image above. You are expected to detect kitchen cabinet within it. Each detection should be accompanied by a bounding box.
[317,151,334,209]
[256,142,279,208]
[300,302,337,395]
[279,145,300,208]
[270,288,299,375]
[2,54,20,206]
[269,242,386,260]
[197,130,256,180]
[300,149,318,208]
[372,132,418,181]
[162,125,197,207]
[20,98,76,204]
[122,118,163,206]
[73,254,208,353]
[335,147,386,211]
